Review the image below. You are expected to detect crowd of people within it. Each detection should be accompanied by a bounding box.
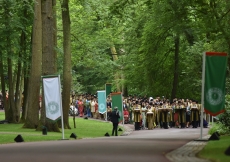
[0,90,208,131]
[70,94,102,119]
[71,94,209,130]
[122,96,208,130]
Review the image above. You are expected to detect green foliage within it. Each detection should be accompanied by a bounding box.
[0,112,124,144]
[209,95,230,135]
[2,0,230,100]
[0,0,33,73]
[209,122,230,135]
[56,0,120,94]
[50,0,230,98]
[199,135,230,162]
[217,95,230,131]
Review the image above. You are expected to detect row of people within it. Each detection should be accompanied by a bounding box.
[72,94,111,120]
[127,99,202,130]
[71,94,207,130]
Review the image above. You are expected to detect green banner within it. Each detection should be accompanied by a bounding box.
[204,52,227,116]
[105,83,112,98]
[111,92,123,123]
[97,90,106,114]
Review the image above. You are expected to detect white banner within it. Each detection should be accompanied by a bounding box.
[43,76,62,121]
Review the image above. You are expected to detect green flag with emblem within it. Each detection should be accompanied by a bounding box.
[111,92,123,123]
[105,83,112,98]
[204,52,227,116]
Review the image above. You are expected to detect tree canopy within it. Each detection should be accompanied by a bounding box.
[1,0,230,125]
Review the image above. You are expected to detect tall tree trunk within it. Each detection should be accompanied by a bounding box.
[0,51,8,120]
[4,1,15,123]
[14,31,25,123]
[53,0,57,72]
[7,54,15,122]
[21,70,29,122]
[61,0,71,129]
[171,35,180,101]
[21,39,31,122]
[23,0,42,129]
[41,0,59,132]
[110,45,121,92]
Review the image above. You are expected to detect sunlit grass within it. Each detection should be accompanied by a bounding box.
[0,112,123,144]
[198,134,230,162]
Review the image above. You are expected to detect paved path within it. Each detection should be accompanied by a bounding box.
[166,140,210,162]
[0,120,210,162]
[123,124,211,162]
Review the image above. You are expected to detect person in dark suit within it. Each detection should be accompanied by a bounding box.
[110,107,120,136]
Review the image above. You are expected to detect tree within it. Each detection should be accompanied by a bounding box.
[23,0,42,129]
[61,0,71,129]
[41,0,59,132]
[0,0,34,123]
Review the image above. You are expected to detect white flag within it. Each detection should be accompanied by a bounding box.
[43,76,62,121]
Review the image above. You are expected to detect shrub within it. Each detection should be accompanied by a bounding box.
[209,122,230,135]
[218,95,230,126]
[212,95,230,135]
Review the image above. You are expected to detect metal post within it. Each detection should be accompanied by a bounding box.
[200,52,205,140]
[59,75,65,140]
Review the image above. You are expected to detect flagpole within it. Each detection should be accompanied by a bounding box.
[212,116,213,125]
[59,75,65,140]
[208,114,210,125]
[122,97,124,126]
[105,91,107,121]
[200,52,205,140]
[104,84,107,121]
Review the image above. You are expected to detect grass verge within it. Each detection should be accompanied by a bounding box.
[0,111,124,144]
[198,134,230,162]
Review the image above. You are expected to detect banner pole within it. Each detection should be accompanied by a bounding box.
[212,116,213,126]
[105,92,107,121]
[208,114,210,124]
[200,52,205,140]
[122,98,124,126]
[59,75,65,140]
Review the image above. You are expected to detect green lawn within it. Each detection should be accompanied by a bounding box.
[0,112,123,144]
[198,135,230,162]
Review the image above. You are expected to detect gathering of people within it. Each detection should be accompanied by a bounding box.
[123,96,206,130]
[70,93,209,131]
[0,89,209,132]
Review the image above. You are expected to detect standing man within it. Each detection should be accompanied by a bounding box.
[110,106,120,136]
[85,96,91,118]
[191,101,199,128]
[133,101,141,130]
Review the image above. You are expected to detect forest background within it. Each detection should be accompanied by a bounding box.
[1,0,230,131]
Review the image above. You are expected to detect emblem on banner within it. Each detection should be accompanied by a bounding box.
[99,103,105,111]
[47,101,59,114]
[206,87,224,106]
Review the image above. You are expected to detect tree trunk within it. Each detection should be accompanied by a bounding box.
[3,1,14,123]
[0,51,8,120]
[7,56,15,123]
[23,0,42,129]
[14,31,25,123]
[21,44,31,122]
[171,35,180,101]
[110,45,121,92]
[41,0,59,132]
[61,0,71,129]
[53,0,57,72]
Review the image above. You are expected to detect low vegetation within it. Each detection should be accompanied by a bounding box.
[0,112,123,144]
